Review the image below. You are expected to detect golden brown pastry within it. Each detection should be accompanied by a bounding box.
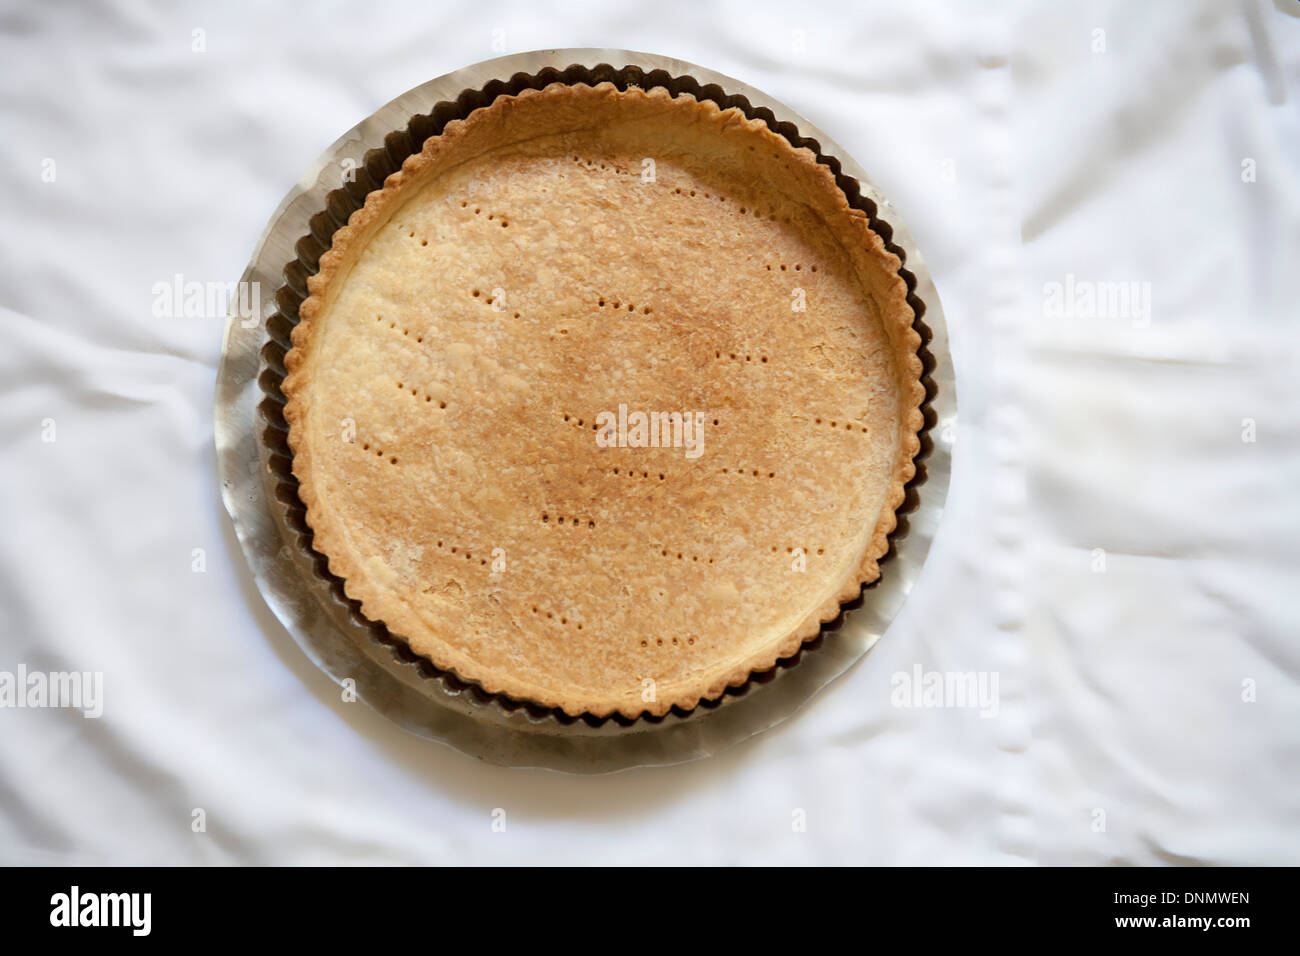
[283,82,923,718]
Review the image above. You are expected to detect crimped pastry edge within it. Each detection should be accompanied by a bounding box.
[282,80,925,719]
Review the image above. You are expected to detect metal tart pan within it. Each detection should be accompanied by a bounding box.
[215,49,957,772]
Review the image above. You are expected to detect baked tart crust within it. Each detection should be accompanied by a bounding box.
[283,81,924,719]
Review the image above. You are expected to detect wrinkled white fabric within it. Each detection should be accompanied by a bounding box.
[1,0,1297,865]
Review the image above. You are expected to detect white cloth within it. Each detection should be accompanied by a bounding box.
[1,0,1297,865]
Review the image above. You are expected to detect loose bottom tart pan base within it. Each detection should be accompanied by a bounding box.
[215,50,955,773]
